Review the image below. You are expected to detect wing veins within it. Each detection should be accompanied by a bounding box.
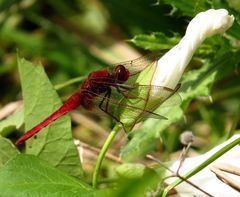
[83,89,166,119]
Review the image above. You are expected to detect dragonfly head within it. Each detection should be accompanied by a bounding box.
[114,65,130,83]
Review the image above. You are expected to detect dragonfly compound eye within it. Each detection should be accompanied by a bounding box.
[115,65,129,82]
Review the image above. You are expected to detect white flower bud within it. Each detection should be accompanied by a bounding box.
[152,9,234,89]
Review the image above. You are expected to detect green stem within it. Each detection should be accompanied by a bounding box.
[54,76,86,90]
[162,135,240,196]
[92,124,121,188]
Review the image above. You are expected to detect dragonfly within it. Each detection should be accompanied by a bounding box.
[16,52,180,145]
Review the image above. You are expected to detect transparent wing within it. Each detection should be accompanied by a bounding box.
[111,51,165,76]
[84,88,166,121]
[88,79,181,107]
[117,84,181,118]
[83,84,181,123]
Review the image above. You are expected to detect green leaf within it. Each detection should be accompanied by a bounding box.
[120,106,183,160]
[0,154,93,197]
[0,136,19,168]
[18,57,83,178]
[101,0,185,36]
[228,20,240,40]
[113,167,158,197]
[131,32,180,51]
[160,0,212,16]
[1,27,44,54]
[0,108,24,137]
[180,51,240,102]
[0,0,18,12]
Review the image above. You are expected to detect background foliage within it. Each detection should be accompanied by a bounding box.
[0,0,240,196]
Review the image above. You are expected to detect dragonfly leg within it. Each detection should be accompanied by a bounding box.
[98,88,125,127]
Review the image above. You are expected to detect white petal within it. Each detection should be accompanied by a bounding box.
[152,9,234,89]
[165,135,240,196]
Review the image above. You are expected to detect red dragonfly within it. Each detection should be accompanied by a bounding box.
[16,53,180,145]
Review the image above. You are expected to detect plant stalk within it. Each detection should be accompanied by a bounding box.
[92,124,121,188]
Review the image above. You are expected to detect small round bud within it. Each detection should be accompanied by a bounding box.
[180,131,194,145]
